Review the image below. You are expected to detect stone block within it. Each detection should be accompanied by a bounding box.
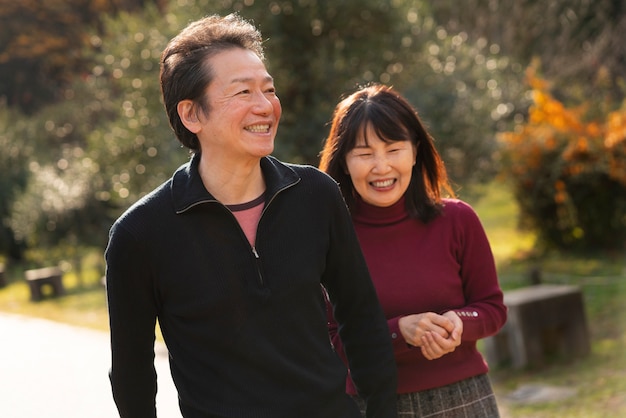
[24,266,65,302]
[484,284,590,369]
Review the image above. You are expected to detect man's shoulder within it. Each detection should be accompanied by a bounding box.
[271,157,338,187]
[113,179,173,230]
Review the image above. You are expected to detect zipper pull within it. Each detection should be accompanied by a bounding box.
[252,246,265,287]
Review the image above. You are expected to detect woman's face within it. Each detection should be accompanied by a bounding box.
[345,124,417,207]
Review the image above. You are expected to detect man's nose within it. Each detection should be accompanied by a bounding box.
[253,91,274,115]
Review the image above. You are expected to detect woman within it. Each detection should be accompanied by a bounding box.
[319,84,507,417]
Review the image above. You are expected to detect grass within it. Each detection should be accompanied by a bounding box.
[1,180,624,417]
[461,181,537,267]
[0,252,110,332]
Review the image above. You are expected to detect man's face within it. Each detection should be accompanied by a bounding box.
[197,48,281,163]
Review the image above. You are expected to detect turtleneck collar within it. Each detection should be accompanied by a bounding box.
[352,195,410,226]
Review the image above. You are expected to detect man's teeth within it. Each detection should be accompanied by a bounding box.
[245,124,270,133]
[372,179,394,187]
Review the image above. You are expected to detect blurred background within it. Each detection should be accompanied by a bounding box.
[0,1,624,417]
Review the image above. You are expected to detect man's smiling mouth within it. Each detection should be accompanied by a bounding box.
[245,124,270,133]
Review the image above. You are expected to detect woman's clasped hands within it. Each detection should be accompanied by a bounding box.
[398,311,463,360]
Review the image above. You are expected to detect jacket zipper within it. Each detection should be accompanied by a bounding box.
[250,180,300,288]
[177,179,300,289]
[251,246,263,286]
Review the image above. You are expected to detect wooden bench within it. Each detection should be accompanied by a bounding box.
[483,284,591,369]
[24,266,65,301]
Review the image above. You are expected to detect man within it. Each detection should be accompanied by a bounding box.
[105,13,397,418]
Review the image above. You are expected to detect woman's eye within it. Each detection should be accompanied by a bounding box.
[389,144,408,153]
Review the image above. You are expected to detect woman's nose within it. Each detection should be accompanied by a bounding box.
[372,154,390,173]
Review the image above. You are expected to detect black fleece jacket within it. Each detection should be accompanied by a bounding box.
[105,154,397,418]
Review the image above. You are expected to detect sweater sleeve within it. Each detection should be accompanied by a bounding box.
[322,182,398,418]
[450,201,507,341]
[328,303,417,364]
[105,220,159,418]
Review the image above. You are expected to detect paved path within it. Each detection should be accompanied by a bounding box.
[0,313,182,418]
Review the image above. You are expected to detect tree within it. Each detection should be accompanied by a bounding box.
[499,66,626,252]
[0,102,31,259]
[390,3,527,185]
[5,4,185,257]
[428,0,626,102]
[0,0,167,113]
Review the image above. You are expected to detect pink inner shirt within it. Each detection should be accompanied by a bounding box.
[226,193,265,246]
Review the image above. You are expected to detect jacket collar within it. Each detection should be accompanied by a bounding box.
[171,153,300,214]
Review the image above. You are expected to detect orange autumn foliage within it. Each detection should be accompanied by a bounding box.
[499,66,626,252]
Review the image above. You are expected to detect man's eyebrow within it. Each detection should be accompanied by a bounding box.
[230,75,274,84]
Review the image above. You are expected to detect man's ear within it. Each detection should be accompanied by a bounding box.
[177,100,201,133]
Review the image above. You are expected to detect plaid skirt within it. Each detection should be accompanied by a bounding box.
[353,374,500,417]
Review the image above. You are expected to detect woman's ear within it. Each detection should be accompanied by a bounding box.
[177,100,201,133]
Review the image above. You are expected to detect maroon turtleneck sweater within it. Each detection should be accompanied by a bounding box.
[328,196,507,394]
